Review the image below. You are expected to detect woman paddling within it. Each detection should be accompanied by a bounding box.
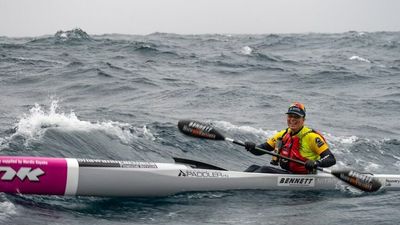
[244,102,336,174]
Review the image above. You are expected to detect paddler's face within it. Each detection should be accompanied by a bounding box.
[287,114,305,133]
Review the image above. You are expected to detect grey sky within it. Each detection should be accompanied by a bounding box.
[1,0,399,37]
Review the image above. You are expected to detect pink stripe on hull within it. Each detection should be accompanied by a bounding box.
[0,156,68,195]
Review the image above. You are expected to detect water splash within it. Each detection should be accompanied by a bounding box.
[8,100,156,147]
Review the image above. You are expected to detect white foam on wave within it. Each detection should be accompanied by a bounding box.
[391,154,400,161]
[323,134,389,171]
[212,120,277,138]
[357,32,366,36]
[364,162,380,171]
[324,133,358,145]
[11,100,155,145]
[240,46,253,55]
[0,201,17,221]
[349,55,371,63]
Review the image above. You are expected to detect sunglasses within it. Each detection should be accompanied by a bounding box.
[287,114,302,119]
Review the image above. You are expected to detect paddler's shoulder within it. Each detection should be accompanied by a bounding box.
[276,128,289,137]
[301,126,329,147]
[267,128,288,144]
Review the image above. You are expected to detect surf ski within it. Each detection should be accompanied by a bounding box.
[0,156,400,197]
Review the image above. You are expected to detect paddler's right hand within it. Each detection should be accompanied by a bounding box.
[244,142,256,152]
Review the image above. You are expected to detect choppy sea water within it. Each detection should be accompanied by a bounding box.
[0,29,400,225]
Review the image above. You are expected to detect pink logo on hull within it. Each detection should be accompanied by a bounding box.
[0,156,68,195]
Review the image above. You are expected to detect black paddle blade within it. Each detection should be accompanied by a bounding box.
[332,170,382,192]
[178,120,225,140]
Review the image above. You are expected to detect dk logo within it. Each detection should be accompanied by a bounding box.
[0,167,45,182]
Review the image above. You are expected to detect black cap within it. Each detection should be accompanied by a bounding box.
[286,102,306,117]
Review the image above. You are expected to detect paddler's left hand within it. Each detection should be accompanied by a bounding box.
[305,160,319,170]
[244,141,256,152]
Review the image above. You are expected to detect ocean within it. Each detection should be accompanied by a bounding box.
[0,29,399,225]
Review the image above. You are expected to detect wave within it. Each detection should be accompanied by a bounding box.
[97,70,113,78]
[382,40,400,49]
[0,43,26,50]
[238,46,286,63]
[349,55,371,63]
[257,34,301,48]
[0,199,16,222]
[28,28,93,45]
[213,120,276,138]
[54,28,92,41]
[240,46,253,55]
[332,32,374,48]
[253,52,281,62]
[104,62,131,73]
[1,100,156,152]
[2,55,62,66]
[306,69,369,84]
[66,61,85,67]
[130,41,159,53]
[122,41,180,58]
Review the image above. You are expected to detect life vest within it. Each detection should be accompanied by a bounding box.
[279,129,314,174]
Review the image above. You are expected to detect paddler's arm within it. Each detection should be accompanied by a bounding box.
[305,149,336,170]
[315,149,336,167]
[305,132,337,170]
[245,130,285,155]
[244,142,274,155]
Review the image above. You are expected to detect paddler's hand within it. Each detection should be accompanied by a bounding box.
[305,160,319,171]
[244,142,256,152]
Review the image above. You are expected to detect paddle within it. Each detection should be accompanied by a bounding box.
[177,119,382,192]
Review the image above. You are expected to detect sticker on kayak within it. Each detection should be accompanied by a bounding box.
[178,170,229,178]
[0,167,44,181]
[77,159,157,169]
[0,156,68,195]
[278,176,315,187]
[385,179,400,188]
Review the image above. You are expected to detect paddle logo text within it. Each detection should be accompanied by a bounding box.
[178,170,229,178]
[278,176,315,187]
[339,171,378,191]
[0,167,45,182]
[188,121,213,133]
[183,122,217,139]
[347,171,373,183]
